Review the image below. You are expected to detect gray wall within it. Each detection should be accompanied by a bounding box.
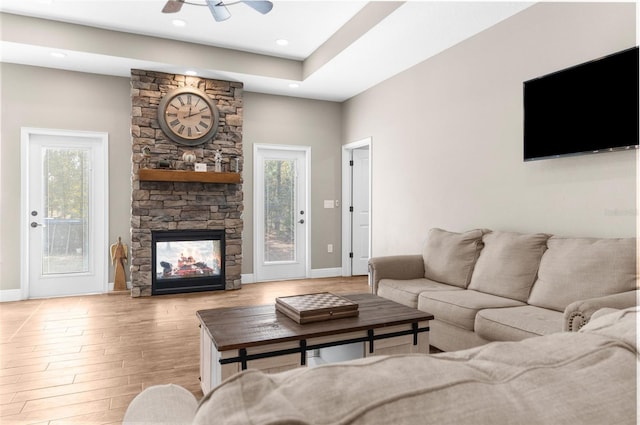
[242,92,343,275]
[1,2,637,292]
[342,2,637,257]
[0,64,132,292]
[0,65,343,292]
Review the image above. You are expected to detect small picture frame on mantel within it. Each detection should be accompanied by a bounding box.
[194,163,207,172]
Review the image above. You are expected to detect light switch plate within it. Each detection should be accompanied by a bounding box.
[324,200,334,209]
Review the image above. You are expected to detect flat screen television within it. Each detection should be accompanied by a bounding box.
[523,46,639,161]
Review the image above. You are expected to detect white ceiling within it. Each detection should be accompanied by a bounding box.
[0,0,534,101]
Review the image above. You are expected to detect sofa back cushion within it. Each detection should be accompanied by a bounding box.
[422,228,485,288]
[468,231,550,302]
[528,237,637,312]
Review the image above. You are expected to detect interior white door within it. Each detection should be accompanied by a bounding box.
[254,146,309,281]
[23,129,108,298]
[351,147,370,275]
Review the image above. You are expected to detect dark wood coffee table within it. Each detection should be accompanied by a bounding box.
[196,293,434,392]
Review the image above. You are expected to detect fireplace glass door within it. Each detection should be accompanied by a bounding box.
[152,230,225,294]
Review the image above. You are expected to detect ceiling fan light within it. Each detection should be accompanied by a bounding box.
[207,0,231,22]
[242,1,273,15]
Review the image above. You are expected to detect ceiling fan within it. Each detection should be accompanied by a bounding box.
[162,0,273,22]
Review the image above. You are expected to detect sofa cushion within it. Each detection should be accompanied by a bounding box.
[378,278,462,309]
[422,228,485,288]
[418,290,525,331]
[528,237,637,312]
[467,231,550,302]
[475,306,563,342]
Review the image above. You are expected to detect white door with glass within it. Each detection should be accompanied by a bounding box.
[254,145,309,281]
[22,129,108,298]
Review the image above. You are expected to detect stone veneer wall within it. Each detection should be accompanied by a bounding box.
[130,70,243,296]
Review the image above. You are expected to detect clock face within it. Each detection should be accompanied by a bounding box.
[158,87,219,146]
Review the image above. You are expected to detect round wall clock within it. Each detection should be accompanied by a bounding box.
[158,86,219,146]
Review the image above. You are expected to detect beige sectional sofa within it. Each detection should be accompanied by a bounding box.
[123,307,638,424]
[369,228,637,352]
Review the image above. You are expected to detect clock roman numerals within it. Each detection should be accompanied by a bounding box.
[159,87,219,144]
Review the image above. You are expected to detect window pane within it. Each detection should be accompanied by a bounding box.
[41,148,90,274]
[264,158,296,262]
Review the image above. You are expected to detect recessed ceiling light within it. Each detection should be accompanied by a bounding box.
[172,19,187,27]
[185,70,197,76]
[276,39,289,46]
[50,52,67,58]
[288,83,299,89]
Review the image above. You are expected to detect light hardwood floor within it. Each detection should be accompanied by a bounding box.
[0,276,369,424]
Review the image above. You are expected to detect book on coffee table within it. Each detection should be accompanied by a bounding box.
[275,292,359,324]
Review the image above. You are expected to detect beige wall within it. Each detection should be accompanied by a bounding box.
[0,64,343,292]
[0,64,132,292]
[2,2,637,293]
[342,2,637,257]
[242,92,343,275]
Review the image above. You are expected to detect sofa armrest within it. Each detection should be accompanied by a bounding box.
[123,384,198,425]
[368,255,424,294]
[563,290,639,332]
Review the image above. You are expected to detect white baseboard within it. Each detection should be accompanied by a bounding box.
[107,281,132,291]
[0,289,23,302]
[310,267,342,279]
[241,274,255,284]
[241,268,342,285]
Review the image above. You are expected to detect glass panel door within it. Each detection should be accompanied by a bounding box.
[264,158,296,263]
[25,129,107,298]
[41,147,91,274]
[254,146,309,281]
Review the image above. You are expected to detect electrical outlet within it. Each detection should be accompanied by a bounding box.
[327,244,333,253]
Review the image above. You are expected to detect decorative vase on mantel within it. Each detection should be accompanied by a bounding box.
[182,150,197,170]
[214,149,222,172]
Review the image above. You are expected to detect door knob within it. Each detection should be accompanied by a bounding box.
[30,222,43,228]
[298,219,305,224]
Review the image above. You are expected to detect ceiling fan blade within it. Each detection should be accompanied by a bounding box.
[242,1,273,14]
[162,0,184,13]
[206,0,231,22]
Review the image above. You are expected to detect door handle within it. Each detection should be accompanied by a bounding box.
[298,219,305,224]
[30,222,44,228]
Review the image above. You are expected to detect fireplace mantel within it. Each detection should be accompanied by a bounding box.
[139,169,241,184]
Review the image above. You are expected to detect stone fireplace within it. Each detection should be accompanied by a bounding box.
[129,70,243,297]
